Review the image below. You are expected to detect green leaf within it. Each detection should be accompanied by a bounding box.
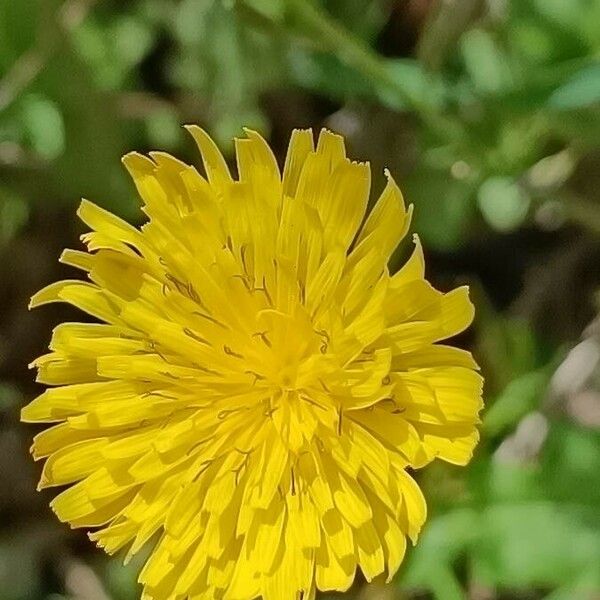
[471,501,600,588]
[548,63,600,109]
[112,16,154,68]
[144,108,182,150]
[460,29,513,94]
[508,19,559,66]
[241,0,285,22]
[20,93,65,160]
[0,531,43,600]
[541,421,600,506]
[401,508,477,587]
[532,0,600,43]
[0,381,21,411]
[429,566,466,600]
[0,0,39,71]
[405,168,476,251]
[0,187,29,245]
[171,0,280,149]
[477,176,530,232]
[483,370,550,437]
[104,555,143,600]
[36,43,131,213]
[289,50,373,101]
[379,59,448,111]
[72,14,154,90]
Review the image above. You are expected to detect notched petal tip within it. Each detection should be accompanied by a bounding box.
[316,128,347,167]
[316,127,344,146]
[291,126,314,136]
[283,129,316,197]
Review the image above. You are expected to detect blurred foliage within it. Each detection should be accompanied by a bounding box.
[1,0,600,599]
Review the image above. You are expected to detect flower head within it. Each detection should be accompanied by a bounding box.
[23,127,483,600]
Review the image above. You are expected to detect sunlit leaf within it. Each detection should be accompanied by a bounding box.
[548,63,600,109]
[20,93,65,160]
[477,176,530,232]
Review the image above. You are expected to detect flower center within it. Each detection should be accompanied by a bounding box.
[277,366,298,391]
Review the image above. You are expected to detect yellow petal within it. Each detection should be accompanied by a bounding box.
[351,171,412,266]
[283,129,314,197]
[184,124,232,192]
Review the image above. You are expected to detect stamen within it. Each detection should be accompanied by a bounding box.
[316,329,329,354]
[193,311,228,329]
[186,282,201,303]
[245,370,266,384]
[159,371,178,380]
[193,363,221,376]
[252,330,272,348]
[165,273,187,295]
[223,345,244,359]
[299,394,326,411]
[318,378,331,393]
[315,329,330,342]
[141,391,177,400]
[255,275,273,306]
[218,407,243,420]
[290,466,296,496]
[240,244,249,276]
[234,447,253,456]
[231,274,251,290]
[264,407,278,418]
[192,459,214,481]
[183,327,210,345]
[298,281,306,305]
[232,461,247,485]
[186,434,215,455]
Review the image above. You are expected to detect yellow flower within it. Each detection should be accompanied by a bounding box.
[23,127,483,600]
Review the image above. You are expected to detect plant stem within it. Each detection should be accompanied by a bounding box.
[288,0,413,103]
[283,0,460,141]
[430,566,466,600]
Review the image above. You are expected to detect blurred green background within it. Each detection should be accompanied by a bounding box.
[1,0,600,599]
